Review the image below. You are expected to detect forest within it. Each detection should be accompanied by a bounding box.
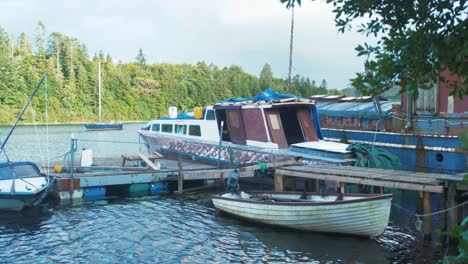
[0,22,342,125]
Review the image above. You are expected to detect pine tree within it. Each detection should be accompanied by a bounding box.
[135,48,146,67]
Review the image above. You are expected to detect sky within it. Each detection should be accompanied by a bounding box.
[0,0,371,89]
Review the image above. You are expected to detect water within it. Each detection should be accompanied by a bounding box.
[0,124,445,263]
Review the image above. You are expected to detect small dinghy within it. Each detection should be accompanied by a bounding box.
[212,191,392,237]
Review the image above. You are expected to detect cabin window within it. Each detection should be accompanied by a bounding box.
[269,114,280,130]
[227,111,241,128]
[206,110,216,120]
[151,123,160,132]
[161,124,173,133]
[189,125,201,136]
[175,124,187,135]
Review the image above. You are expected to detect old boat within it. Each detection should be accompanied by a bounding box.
[0,73,54,211]
[138,88,354,165]
[212,191,393,237]
[85,61,123,131]
[0,162,52,211]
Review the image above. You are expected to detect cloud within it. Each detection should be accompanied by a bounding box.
[0,0,369,89]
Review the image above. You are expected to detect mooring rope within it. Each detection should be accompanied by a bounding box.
[392,201,468,232]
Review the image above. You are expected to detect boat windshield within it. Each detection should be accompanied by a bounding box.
[0,164,41,180]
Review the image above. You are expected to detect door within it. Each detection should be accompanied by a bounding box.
[297,108,318,141]
[226,109,246,144]
[265,109,288,148]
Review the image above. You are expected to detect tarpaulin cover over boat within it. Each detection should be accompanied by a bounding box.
[316,101,394,119]
[346,142,401,170]
[218,88,305,103]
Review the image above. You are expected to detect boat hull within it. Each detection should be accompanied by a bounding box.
[138,131,352,166]
[85,123,123,130]
[0,188,50,211]
[321,128,467,174]
[212,192,392,237]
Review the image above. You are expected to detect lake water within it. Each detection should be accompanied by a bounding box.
[0,124,445,263]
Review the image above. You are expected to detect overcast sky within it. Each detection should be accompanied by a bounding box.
[0,0,370,89]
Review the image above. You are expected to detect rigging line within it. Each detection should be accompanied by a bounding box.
[45,76,50,178]
[75,138,146,145]
[29,104,47,174]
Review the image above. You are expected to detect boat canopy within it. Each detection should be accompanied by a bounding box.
[0,161,42,180]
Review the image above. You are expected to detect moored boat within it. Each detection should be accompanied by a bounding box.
[138,89,354,166]
[212,191,392,237]
[84,122,123,131]
[0,161,53,211]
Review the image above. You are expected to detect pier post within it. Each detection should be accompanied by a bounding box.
[423,192,432,240]
[274,172,284,192]
[447,182,458,245]
[177,155,184,195]
[340,182,346,193]
[439,191,447,245]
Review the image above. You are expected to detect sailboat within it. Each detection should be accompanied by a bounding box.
[84,61,123,130]
[0,73,55,211]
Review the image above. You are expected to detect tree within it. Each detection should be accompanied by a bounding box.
[135,48,146,67]
[280,0,302,91]
[259,63,273,89]
[325,0,467,99]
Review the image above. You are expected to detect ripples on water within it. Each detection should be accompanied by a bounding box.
[0,197,443,263]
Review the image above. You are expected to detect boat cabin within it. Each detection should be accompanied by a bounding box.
[214,100,320,149]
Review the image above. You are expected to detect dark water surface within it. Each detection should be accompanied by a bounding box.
[0,124,444,263]
[0,197,443,263]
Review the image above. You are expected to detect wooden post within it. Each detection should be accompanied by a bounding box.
[423,191,432,240]
[439,191,447,245]
[177,155,183,195]
[357,184,363,193]
[274,172,284,192]
[447,182,458,245]
[290,178,296,191]
[340,182,346,193]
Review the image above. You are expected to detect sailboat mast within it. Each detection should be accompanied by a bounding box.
[98,61,102,122]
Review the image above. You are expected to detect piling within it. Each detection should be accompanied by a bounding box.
[423,192,432,240]
[177,155,184,195]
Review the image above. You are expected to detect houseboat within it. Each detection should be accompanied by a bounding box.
[138,89,354,166]
[315,70,467,174]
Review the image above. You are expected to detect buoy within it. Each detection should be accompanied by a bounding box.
[54,166,62,173]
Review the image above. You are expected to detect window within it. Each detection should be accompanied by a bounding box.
[189,125,201,136]
[175,124,187,135]
[151,123,160,132]
[205,110,216,120]
[227,111,240,128]
[269,114,280,130]
[161,124,173,133]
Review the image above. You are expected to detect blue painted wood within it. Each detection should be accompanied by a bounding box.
[84,123,123,130]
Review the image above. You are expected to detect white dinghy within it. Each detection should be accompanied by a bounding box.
[212,191,392,237]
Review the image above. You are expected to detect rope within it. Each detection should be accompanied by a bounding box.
[392,201,468,232]
[75,138,145,145]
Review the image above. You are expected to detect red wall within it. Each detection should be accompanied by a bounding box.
[439,69,467,113]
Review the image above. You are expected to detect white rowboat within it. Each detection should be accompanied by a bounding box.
[212,191,392,237]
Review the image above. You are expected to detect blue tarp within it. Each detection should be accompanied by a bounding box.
[218,88,306,103]
[316,101,393,119]
[158,111,195,120]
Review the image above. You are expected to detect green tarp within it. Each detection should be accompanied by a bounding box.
[346,142,401,170]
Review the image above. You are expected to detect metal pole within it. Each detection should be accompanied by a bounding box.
[217,121,224,168]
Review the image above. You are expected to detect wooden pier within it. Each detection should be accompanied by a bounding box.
[274,164,467,240]
[48,151,467,241]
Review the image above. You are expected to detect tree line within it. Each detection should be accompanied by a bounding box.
[0,22,342,125]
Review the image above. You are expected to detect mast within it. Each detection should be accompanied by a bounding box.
[98,61,102,122]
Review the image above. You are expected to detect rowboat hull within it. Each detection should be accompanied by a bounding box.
[85,123,123,130]
[212,192,392,237]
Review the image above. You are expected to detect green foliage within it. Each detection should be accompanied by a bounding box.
[325,0,467,99]
[443,216,468,263]
[0,25,339,125]
[280,0,302,9]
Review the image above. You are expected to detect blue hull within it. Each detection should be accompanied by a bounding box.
[321,128,468,174]
[85,123,123,130]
